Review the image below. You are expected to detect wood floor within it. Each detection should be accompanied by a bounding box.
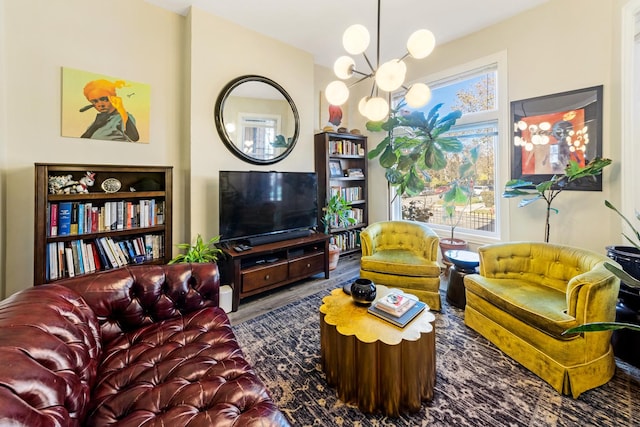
[227,253,449,325]
[227,253,361,324]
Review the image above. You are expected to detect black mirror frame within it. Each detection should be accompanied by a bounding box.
[214,75,300,165]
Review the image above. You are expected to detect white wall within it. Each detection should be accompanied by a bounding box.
[187,8,315,241]
[1,0,185,296]
[322,0,626,254]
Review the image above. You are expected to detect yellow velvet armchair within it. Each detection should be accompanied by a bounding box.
[359,220,442,310]
[463,242,621,398]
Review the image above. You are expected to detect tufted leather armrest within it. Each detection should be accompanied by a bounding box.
[56,263,220,344]
[0,284,102,426]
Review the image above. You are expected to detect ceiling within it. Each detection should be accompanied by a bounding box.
[145,0,548,69]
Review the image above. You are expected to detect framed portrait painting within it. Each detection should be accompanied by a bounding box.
[61,67,151,143]
[511,85,603,191]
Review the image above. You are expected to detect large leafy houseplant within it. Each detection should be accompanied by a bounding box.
[168,234,224,264]
[564,200,640,334]
[503,157,612,242]
[367,102,463,198]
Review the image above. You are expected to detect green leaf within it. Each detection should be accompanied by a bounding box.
[367,136,391,159]
[435,136,463,153]
[379,145,398,168]
[518,196,543,207]
[604,262,640,288]
[423,144,447,170]
[405,168,425,196]
[563,322,640,334]
[385,168,403,185]
[366,120,385,132]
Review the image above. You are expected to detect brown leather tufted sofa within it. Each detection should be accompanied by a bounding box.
[0,263,290,426]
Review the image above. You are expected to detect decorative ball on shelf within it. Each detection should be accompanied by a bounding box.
[351,278,376,305]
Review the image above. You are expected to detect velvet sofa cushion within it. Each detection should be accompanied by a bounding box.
[360,249,441,277]
[464,277,574,337]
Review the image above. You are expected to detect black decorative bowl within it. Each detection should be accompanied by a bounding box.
[351,278,376,305]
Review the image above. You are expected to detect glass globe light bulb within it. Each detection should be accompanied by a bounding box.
[517,120,528,131]
[334,56,355,79]
[525,142,534,152]
[405,83,431,107]
[407,29,436,59]
[325,80,349,106]
[343,24,370,55]
[365,97,389,121]
[358,96,369,116]
[375,60,406,92]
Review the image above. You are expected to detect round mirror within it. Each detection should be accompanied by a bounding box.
[215,75,300,165]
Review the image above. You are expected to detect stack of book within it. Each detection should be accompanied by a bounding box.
[368,291,426,327]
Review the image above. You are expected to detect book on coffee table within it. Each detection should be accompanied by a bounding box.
[375,292,418,317]
[368,299,427,328]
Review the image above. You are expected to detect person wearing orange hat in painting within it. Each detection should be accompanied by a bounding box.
[80,79,139,142]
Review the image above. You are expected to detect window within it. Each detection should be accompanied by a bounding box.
[391,62,502,240]
[238,113,280,160]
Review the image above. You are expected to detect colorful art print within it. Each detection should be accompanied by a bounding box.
[319,90,348,131]
[61,67,151,143]
[511,85,603,191]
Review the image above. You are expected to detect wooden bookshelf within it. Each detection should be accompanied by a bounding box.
[34,163,172,285]
[314,132,368,256]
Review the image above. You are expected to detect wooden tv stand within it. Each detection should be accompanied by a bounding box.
[219,233,330,311]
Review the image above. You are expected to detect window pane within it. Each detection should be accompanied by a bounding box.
[401,124,496,234]
[394,66,498,238]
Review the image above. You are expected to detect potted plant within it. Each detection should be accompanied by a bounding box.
[169,234,224,264]
[503,157,612,242]
[438,145,481,259]
[367,102,463,199]
[563,200,640,369]
[322,194,356,270]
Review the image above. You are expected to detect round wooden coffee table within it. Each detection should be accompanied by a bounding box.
[319,285,436,416]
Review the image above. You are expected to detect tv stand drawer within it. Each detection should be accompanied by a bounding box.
[289,252,325,278]
[242,262,288,292]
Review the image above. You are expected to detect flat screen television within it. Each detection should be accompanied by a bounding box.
[219,170,319,244]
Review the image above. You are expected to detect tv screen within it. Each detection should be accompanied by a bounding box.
[219,171,318,243]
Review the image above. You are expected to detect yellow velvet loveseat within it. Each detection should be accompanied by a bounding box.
[359,220,442,310]
[463,242,621,398]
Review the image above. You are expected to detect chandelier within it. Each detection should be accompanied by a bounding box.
[324,0,436,121]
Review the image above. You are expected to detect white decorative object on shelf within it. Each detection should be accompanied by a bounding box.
[101,177,122,193]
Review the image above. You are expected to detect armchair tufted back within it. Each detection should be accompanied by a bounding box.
[0,284,102,426]
[57,263,220,344]
[477,242,610,293]
[361,220,439,260]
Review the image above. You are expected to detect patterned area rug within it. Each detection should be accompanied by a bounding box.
[231,278,640,426]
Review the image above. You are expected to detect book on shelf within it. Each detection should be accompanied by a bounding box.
[58,202,72,236]
[64,247,75,277]
[49,203,58,237]
[368,298,427,328]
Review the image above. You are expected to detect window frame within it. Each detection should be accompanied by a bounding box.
[389,51,510,245]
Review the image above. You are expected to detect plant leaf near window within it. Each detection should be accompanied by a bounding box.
[503,157,611,243]
[367,102,464,198]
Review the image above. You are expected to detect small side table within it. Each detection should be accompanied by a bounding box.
[445,250,479,309]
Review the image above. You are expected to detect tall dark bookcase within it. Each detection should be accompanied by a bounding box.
[34,163,173,285]
[314,132,368,256]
